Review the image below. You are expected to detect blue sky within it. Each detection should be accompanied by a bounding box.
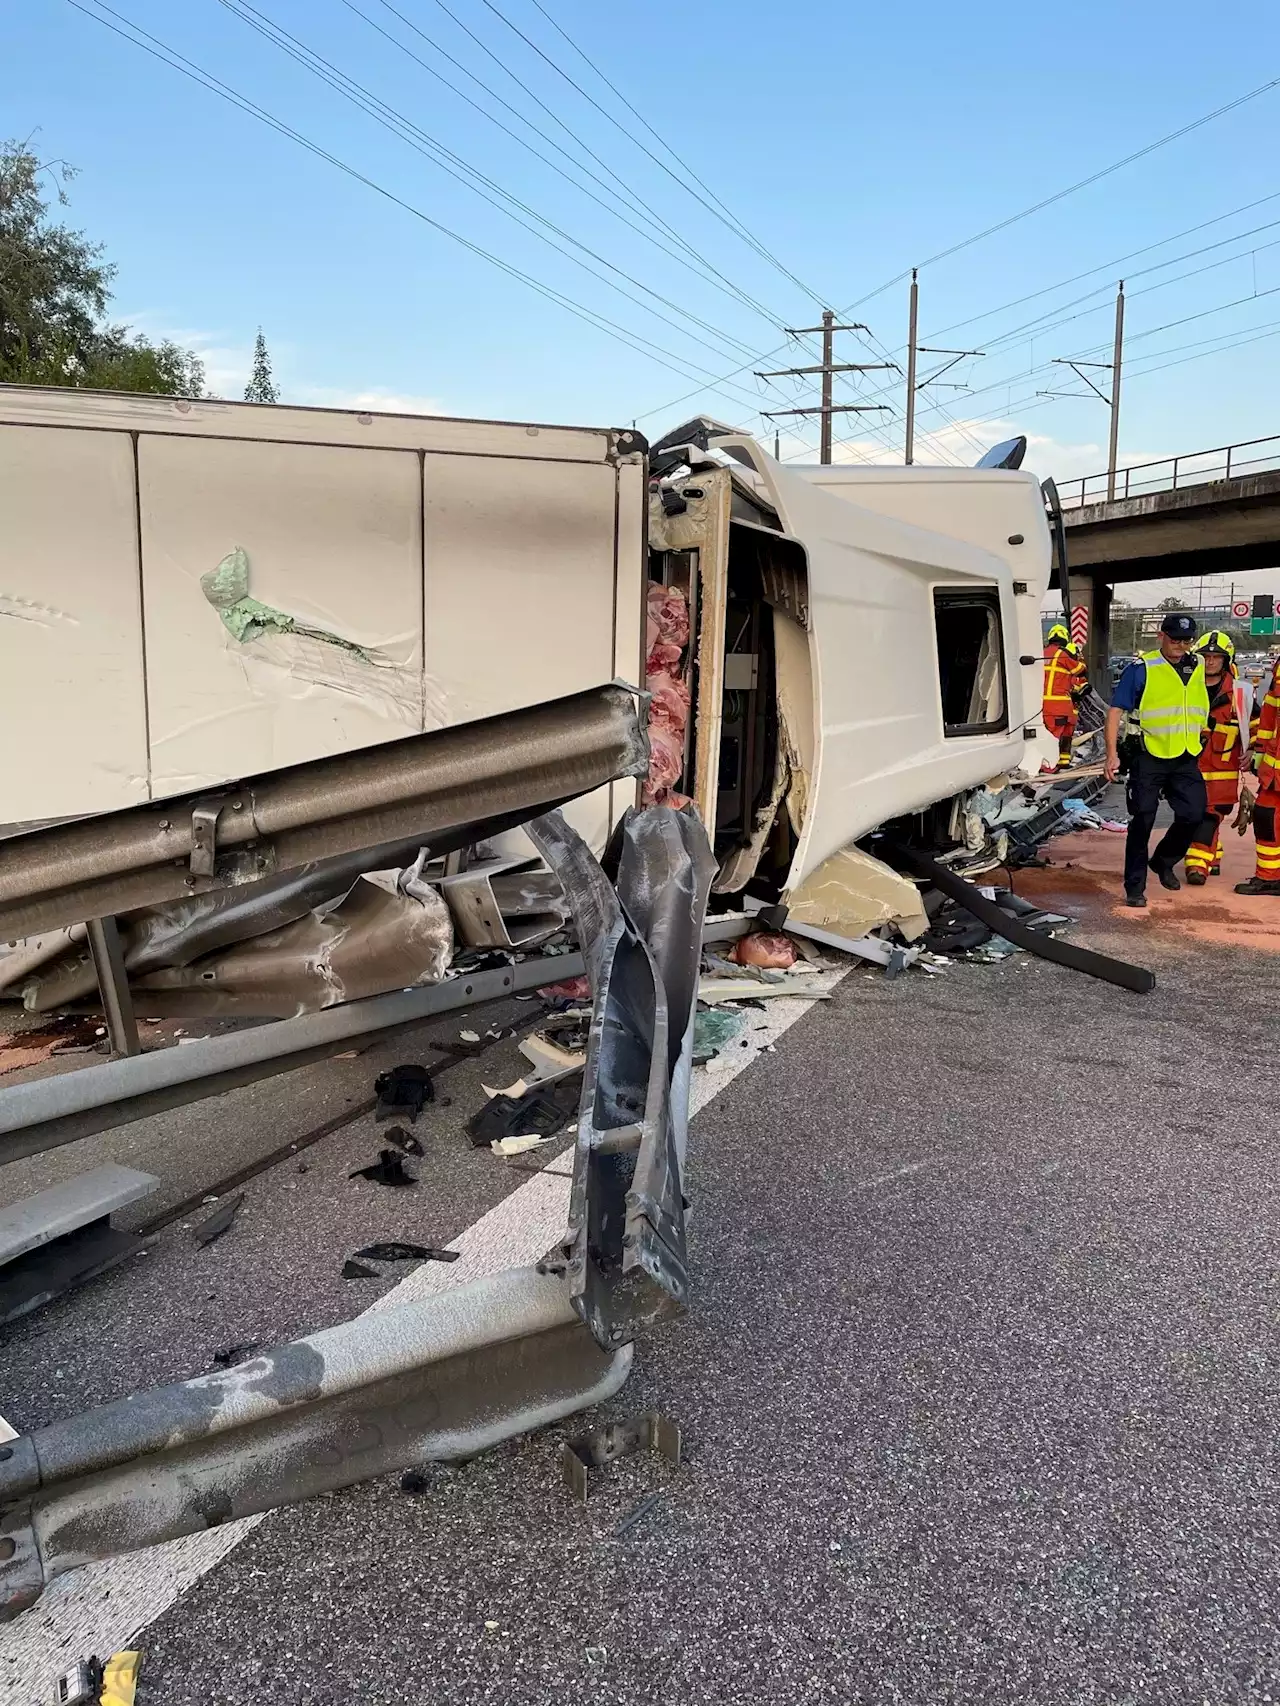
[8,0,1280,586]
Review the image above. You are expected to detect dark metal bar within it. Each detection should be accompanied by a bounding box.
[85,917,140,1059]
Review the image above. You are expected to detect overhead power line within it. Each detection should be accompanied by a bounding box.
[66,0,787,397]
[470,0,826,307]
[637,72,1280,425]
[212,0,763,368]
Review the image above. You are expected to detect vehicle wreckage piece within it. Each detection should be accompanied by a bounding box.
[528,805,715,1350]
[0,683,648,940]
[0,808,710,1618]
[0,1266,629,1621]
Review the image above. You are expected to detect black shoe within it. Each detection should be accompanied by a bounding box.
[1150,860,1180,891]
[1234,878,1280,896]
[1124,889,1148,908]
[1185,870,1207,887]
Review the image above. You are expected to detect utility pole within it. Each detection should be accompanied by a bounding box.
[903,270,983,465]
[757,310,894,465]
[905,272,918,467]
[1040,280,1125,498]
[1107,280,1125,500]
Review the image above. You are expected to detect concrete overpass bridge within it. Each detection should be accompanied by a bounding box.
[1054,433,1280,679]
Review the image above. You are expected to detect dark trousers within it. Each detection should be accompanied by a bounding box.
[1124,750,1208,893]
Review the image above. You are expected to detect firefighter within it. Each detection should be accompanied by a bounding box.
[1104,611,1210,908]
[1043,622,1090,771]
[1184,631,1244,885]
[1236,651,1280,897]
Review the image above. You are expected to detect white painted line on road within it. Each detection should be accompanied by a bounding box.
[1,964,848,1692]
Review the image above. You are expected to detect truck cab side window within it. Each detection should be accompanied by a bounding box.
[933,588,1008,737]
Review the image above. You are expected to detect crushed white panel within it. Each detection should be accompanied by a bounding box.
[0,968,847,1690]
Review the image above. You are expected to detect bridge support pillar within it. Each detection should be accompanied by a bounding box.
[1068,572,1112,688]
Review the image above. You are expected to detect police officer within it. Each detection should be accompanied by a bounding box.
[1104,610,1210,908]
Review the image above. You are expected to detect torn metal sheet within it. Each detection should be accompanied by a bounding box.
[437,855,569,951]
[0,683,649,939]
[528,806,714,1351]
[785,844,928,943]
[129,875,453,1020]
[16,842,437,1012]
[0,1266,629,1620]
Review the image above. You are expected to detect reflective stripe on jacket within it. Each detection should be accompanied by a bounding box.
[1137,650,1210,759]
[1198,664,1246,781]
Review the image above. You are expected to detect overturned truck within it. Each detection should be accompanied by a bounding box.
[0,388,1051,1615]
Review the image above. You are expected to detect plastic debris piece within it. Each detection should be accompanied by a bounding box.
[374,1063,433,1123]
[348,1150,417,1187]
[730,932,798,970]
[467,1074,582,1148]
[191,1192,244,1247]
[692,1007,747,1064]
[458,1029,480,1043]
[354,1241,459,1264]
[696,976,833,1005]
[400,1469,431,1495]
[211,1341,261,1368]
[342,1258,379,1279]
[382,1124,424,1157]
[99,1648,143,1706]
[585,1647,608,1665]
[491,1133,554,1156]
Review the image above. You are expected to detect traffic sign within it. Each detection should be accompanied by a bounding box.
[1232,599,1251,619]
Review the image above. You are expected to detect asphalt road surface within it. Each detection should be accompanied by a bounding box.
[1,896,1277,1704]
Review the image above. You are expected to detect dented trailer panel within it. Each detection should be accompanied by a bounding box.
[0,387,646,851]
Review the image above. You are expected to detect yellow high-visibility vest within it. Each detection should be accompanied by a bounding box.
[1137,650,1210,758]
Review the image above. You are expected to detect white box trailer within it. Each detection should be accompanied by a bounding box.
[0,391,1050,916]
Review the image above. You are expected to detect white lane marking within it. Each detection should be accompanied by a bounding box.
[0,965,847,1689]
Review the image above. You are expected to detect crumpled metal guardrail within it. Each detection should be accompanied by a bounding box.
[0,804,713,1621]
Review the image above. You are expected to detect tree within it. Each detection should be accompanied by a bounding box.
[0,138,204,396]
[1156,594,1192,611]
[244,328,277,404]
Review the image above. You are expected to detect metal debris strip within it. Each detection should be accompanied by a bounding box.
[528,806,715,1352]
[562,1411,682,1504]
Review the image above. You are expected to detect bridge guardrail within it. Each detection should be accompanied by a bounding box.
[1059,432,1280,510]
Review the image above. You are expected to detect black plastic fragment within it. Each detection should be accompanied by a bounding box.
[353,1241,459,1264]
[192,1192,245,1247]
[348,1150,418,1187]
[889,843,1155,994]
[342,1258,379,1279]
[466,1074,582,1148]
[382,1124,424,1157]
[400,1469,431,1494]
[211,1340,260,1368]
[374,1063,434,1124]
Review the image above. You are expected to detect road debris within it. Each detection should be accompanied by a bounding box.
[55,1656,100,1705]
[697,975,833,1005]
[467,1075,581,1149]
[99,1648,143,1706]
[490,1133,555,1156]
[729,931,797,969]
[354,1241,460,1264]
[381,1123,424,1157]
[210,1342,261,1368]
[191,1191,244,1247]
[536,974,592,1002]
[348,1150,417,1187]
[341,1258,379,1279]
[563,1411,682,1504]
[692,1007,747,1064]
[614,1490,664,1538]
[374,1062,433,1123]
